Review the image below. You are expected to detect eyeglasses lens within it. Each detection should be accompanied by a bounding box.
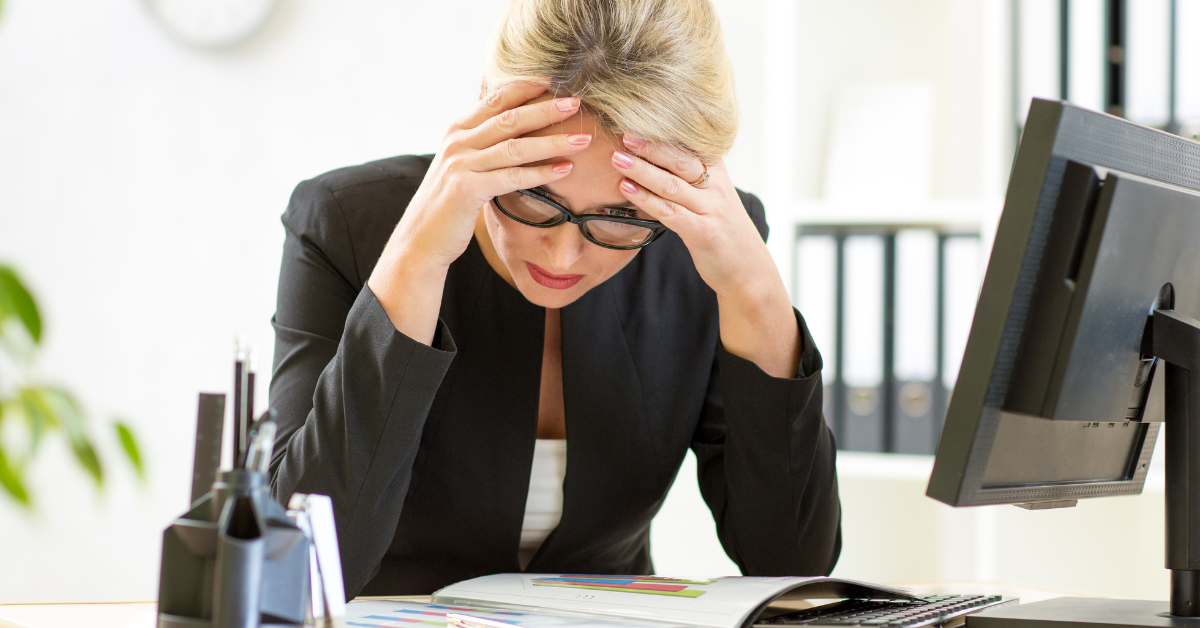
[497,192,654,247]
[497,191,562,225]
[583,218,653,247]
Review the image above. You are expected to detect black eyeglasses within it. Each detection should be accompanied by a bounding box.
[492,188,668,250]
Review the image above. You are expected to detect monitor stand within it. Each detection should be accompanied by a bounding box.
[967,308,1200,628]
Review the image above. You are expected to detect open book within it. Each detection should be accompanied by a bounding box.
[347,574,915,628]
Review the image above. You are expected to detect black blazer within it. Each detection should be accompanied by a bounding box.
[268,155,841,598]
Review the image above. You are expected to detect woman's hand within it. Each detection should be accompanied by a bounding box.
[368,83,593,344]
[385,82,591,269]
[611,136,802,378]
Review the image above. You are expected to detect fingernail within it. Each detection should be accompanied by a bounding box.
[612,151,635,168]
[623,135,646,150]
[566,133,592,146]
[552,162,574,174]
[620,180,638,194]
[556,98,580,112]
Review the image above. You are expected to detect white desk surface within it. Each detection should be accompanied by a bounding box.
[0,596,427,628]
[0,585,1083,628]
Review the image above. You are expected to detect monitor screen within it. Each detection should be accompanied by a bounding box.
[927,99,1200,507]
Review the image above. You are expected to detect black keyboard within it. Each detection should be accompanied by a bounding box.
[755,595,1009,627]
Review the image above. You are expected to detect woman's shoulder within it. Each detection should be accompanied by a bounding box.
[282,154,434,286]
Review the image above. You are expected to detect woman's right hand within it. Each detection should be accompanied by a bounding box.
[368,82,591,344]
[394,82,590,268]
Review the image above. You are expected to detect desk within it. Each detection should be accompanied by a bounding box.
[0,586,1081,628]
[0,596,429,628]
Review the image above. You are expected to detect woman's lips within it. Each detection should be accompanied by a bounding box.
[525,262,584,290]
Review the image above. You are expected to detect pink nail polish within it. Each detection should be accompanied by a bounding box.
[556,98,580,112]
[566,133,592,146]
[620,180,638,194]
[623,135,647,150]
[552,162,574,174]
[612,151,635,168]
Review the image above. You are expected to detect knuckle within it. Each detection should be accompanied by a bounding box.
[663,176,681,197]
[675,156,692,172]
[505,138,525,160]
[504,167,524,189]
[442,134,465,154]
[496,109,518,132]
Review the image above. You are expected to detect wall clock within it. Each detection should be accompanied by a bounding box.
[143,0,278,49]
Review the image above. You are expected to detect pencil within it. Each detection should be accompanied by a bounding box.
[232,337,244,470]
[245,350,256,468]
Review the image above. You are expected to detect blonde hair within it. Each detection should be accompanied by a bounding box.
[484,0,738,164]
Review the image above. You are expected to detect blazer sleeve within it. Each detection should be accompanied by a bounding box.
[268,177,457,598]
[690,192,842,576]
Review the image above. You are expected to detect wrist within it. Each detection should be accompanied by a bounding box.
[715,263,801,379]
[367,242,451,346]
[716,279,792,329]
[369,244,450,300]
[713,248,788,311]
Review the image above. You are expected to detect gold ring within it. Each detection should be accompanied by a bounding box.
[688,164,710,188]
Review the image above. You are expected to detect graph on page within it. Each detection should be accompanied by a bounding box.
[531,576,717,598]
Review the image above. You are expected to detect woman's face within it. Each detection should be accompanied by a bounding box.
[475,106,646,309]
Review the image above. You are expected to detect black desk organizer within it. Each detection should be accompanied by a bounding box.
[157,468,310,628]
[159,354,314,628]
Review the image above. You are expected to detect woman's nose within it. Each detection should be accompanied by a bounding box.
[542,225,588,272]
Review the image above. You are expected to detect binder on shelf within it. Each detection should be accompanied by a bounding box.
[941,236,984,428]
[841,235,885,453]
[794,233,839,437]
[891,230,939,455]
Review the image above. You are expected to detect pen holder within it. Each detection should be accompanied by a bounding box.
[157,470,310,628]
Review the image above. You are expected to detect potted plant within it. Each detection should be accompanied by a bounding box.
[0,264,143,506]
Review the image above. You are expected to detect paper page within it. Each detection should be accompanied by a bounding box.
[346,600,683,628]
[432,574,835,628]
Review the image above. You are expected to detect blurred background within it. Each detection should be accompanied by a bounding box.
[0,0,1194,604]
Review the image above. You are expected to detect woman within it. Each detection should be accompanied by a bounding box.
[269,0,840,598]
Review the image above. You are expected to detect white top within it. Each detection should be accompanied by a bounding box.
[518,439,567,569]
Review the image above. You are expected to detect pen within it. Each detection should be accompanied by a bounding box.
[244,415,277,475]
[232,337,245,469]
[446,613,526,628]
[256,412,277,474]
[246,349,256,462]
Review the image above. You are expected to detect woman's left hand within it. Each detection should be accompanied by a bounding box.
[612,135,776,302]
[612,135,802,378]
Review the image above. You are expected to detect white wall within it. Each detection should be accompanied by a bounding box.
[0,0,504,602]
[0,0,1165,606]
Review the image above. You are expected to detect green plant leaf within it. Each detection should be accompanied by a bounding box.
[114,421,144,478]
[39,387,103,485]
[18,387,57,452]
[0,266,42,344]
[0,447,30,507]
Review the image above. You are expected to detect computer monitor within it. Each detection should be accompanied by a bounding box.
[927,98,1200,627]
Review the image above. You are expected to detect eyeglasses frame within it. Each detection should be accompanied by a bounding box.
[492,188,668,250]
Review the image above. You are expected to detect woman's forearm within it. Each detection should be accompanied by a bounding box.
[716,272,802,379]
[367,239,450,346]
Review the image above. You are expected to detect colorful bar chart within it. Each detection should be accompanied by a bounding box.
[531,576,714,598]
[348,604,528,628]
